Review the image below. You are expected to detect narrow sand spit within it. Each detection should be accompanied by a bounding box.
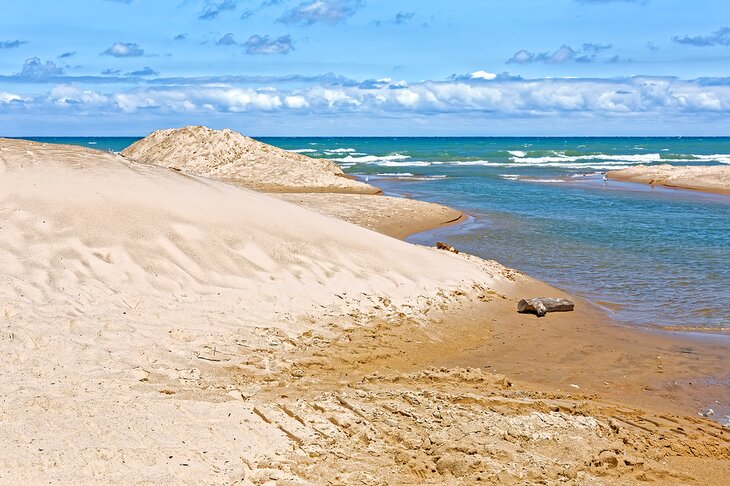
[1,139,728,484]
[608,164,730,196]
[274,193,465,239]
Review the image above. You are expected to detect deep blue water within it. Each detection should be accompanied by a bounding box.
[26,136,730,332]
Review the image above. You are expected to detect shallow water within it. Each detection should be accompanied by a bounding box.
[29,136,730,332]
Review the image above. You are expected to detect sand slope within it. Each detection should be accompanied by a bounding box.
[1,139,728,484]
[608,164,730,196]
[0,138,500,483]
[121,126,380,194]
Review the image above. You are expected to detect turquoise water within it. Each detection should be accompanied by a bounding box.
[27,136,730,332]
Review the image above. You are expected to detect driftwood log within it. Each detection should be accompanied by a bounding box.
[436,241,459,254]
[517,297,574,317]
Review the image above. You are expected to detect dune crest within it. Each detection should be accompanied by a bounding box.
[120,125,380,194]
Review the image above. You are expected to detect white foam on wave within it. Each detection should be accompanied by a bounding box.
[447,160,636,170]
[375,172,414,177]
[509,153,664,164]
[691,154,730,164]
[324,148,357,154]
[529,179,566,183]
[339,153,411,163]
[499,174,521,180]
[508,150,527,158]
[375,161,432,167]
[289,149,318,153]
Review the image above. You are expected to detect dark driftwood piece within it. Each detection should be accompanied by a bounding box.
[436,241,459,254]
[517,298,575,317]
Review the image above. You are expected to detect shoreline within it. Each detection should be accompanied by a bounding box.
[384,185,730,421]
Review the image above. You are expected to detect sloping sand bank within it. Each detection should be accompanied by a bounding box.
[1,139,728,484]
[608,164,730,196]
[121,125,380,194]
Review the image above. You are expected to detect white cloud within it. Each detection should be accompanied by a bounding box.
[470,70,497,81]
[7,75,730,123]
[102,42,145,57]
[49,85,109,106]
[0,92,23,103]
[278,0,363,26]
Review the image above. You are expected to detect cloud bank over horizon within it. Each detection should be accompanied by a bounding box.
[1,0,730,135]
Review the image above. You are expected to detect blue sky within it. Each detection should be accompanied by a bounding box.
[1,0,730,135]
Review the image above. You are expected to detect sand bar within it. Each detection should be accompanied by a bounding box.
[608,164,730,196]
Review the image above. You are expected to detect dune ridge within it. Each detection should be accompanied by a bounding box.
[121,126,465,237]
[121,125,380,194]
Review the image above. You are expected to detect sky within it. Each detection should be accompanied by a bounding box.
[1,0,730,135]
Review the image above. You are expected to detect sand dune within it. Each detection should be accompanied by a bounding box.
[1,138,728,484]
[608,164,730,196]
[0,138,503,482]
[121,125,380,194]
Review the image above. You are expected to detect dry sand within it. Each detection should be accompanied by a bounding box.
[121,126,380,194]
[608,164,730,196]
[1,138,728,484]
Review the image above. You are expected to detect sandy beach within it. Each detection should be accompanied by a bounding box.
[1,135,729,484]
[608,164,730,196]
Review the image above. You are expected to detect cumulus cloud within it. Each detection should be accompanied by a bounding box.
[278,0,363,26]
[0,40,28,49]
[470,71,497,81]
[102,42,145,57]
[13,75,730,119]
[198,0,237,20]
[0,92,23,103]
[508,43,615,64]
[58,51,76,59]
[216,33,238,46]
[127,67,159,76]
[508,45,575,64]
[49,85,109,107]
[243,35,294,55]
[673,27,730,47]
[16,58,64,80]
